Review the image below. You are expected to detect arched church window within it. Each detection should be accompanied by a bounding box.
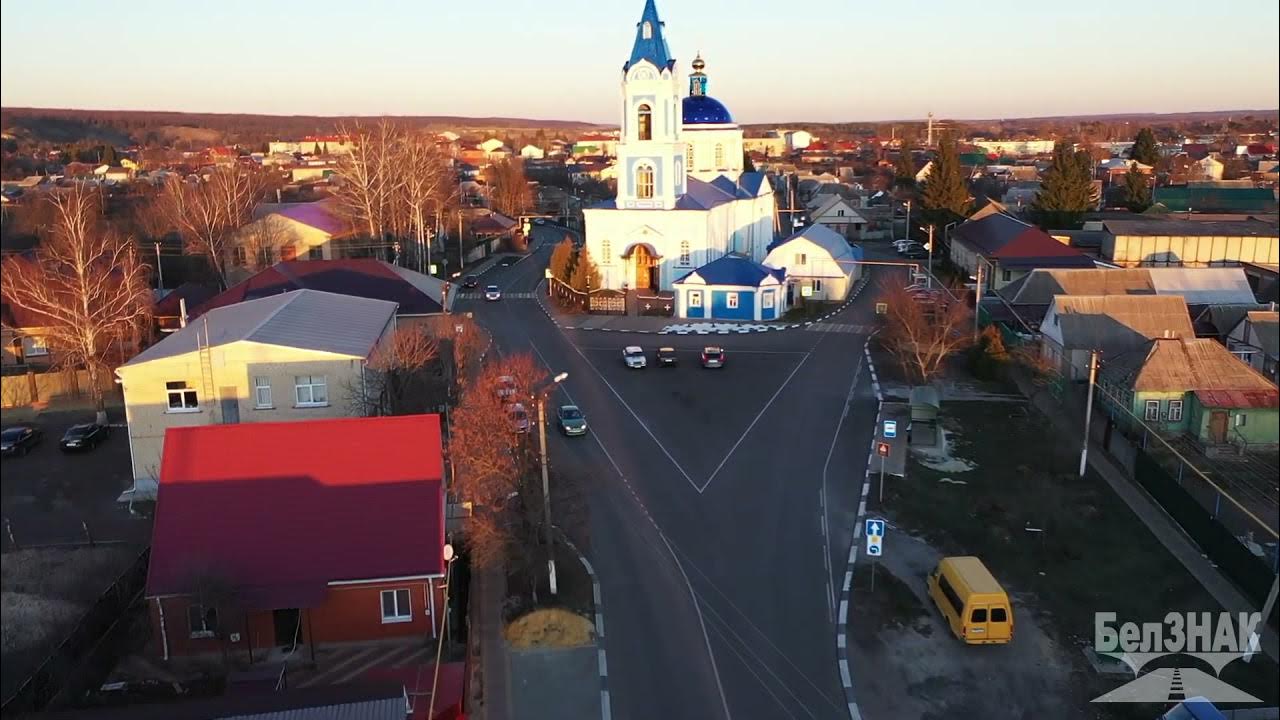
[679,240,691,266]
[686,144,694,169]
[642,21,652,39]
[714,143,725,169]
[637,104,652,141]
[636,164,655,199]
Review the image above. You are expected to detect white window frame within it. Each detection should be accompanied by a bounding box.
[188,603,217,639]
[253,376,273,409]
[812,278,823,292]
[1143,399,1160,421]
[688,290,703,308]
[1002,269,1013,282]
[762,290,775,309]
[381,588,412,624]
[165,381,199,413]
[294,375,329,407]
[600,240,612,265]
[714,144,725,169]
[1167,400,1184,422]
[20,335,49,357]
[726,292,740,309]
[1234,413,1247,428]
[635,164,655,199]
[679,241,691,266]
[685,144,694,169]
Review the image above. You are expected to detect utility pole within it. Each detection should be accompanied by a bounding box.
[973,261,984,340]
[904,200,911,241]
[926,226,934,289]
[427,544,456,720]
[154,241,165,291]
[1079,349,1100,478]
[536,372,568,593]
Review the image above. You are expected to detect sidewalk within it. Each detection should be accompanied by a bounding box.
[1015,372,1280,663]
[476,566,510,720]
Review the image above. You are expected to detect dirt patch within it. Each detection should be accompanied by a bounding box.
[505,608,594,649]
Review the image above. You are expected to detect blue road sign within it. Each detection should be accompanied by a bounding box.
[865,518,885,557]
[883,420,897,439]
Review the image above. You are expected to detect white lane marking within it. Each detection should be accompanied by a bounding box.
[660,531,734,720]
[820,352,863,613]
[702,350,815,492]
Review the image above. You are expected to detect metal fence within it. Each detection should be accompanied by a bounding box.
[1,547,151,714]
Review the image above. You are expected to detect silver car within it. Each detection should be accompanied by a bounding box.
[622,346,647,369]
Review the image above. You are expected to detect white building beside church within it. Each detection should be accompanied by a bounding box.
[581,0,776,293]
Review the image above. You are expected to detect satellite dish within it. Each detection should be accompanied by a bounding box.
[443,544,455,562]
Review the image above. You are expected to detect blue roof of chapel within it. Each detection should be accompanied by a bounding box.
[683,95,733,125]
[625,0,674,71]
[673,254,785,287]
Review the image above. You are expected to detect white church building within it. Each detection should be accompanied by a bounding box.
[582,0,776,295]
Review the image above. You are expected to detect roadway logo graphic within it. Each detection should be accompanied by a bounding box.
[1091,611,1264,704]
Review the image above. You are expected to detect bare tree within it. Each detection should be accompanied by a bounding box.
[333,121,405,245]
[364,327,443,416]
[487,158,533,218]
[400,132,456,271]
[1,186,151,422]
[240,214,290,272]
[156,166,265,288]
[878,280,973,384]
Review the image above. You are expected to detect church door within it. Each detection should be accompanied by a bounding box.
[633,245,656,289]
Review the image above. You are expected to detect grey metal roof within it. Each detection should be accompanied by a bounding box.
[121,289,397,367]
[1103,218,1279,238]
[1247,310,1279,357]
[1005,267,1255,306]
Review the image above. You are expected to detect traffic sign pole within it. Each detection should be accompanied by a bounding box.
[879,453,885,505]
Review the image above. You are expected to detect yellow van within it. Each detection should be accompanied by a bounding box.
[926,556,1014,644]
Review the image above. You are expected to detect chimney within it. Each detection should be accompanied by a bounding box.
[179,298,188,328]
[276,188,282,203]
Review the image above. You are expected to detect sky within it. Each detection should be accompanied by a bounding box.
[2,0,1277,125]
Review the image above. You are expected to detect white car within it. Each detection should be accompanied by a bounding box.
[891,238,915,252]
[622,346,647,369]
[485,285,502,301]
[507,403,530,434]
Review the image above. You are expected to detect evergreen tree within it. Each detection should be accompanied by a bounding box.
[1032,145,1094,228]
[742,150,756,173]
[1131,127,1160,167]
[549,237,576,283]
[894,150,916,188]
[100,144,118,165]
[919,132,969,224]
[1122,163,1152,213]
[569,246,601,293]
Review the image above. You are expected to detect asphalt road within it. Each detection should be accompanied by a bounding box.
[461,224,886,720]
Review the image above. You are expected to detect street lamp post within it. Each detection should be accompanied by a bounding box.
[154,241,165,291]
[536,371,569,595]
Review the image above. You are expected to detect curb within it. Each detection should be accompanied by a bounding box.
[535,270,874,336]
[836,338,885,720]
[557,532,611,720]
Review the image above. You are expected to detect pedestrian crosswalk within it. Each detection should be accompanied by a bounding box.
[456,292,536,300]
[805,322,873,334]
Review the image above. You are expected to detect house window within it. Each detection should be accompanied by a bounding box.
[1144,400,1160,421]
[794,253,807,266]
[381,588,412,624]
[308,245,324,260]
[281,245,298,262]
[1167,400,1183,422]
[1235,413,1247,427]
[726,292,739,309]
[635,164,654,199]
[1002,269,1012,282]
[714,144,725,169]
[688,290,703,308]
[679,241,691,266]
[637,104,652,141]
[166,381,199,413]
[812,278,823,292]
[762,290,775,309]
[20,336,49,357]
[232,246,247,266]
[294,375,328,407]
[836,209,845,217]
[253,376,273,409]
[188,604,218,638]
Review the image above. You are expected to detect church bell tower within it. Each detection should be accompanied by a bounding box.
[615,0,686,209]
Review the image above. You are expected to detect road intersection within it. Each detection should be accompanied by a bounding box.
[459,226,883,720]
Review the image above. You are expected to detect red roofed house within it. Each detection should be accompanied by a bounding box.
[146,414,446,661]
[227,200,353,285]
[949,202,1096,290]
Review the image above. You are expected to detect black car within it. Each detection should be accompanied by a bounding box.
[1,426,43,456]
[901,245,929,260]
[462,275,479,289]
[59,422,109,452]
[657,347,679,366]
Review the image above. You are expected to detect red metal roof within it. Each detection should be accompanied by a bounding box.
[1194,389,1279,409]
[147,415,445,604]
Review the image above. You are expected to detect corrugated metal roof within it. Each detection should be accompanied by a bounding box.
[1102,338,1279,399]
[121,289,397,367]
[1052,295,1195,353]
[1005,267,1256,306]
[1247,310,1279,357]
[1194,389,1279,409]
[1103,218,1279,238]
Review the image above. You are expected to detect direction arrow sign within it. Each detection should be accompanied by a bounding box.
[883,420,897,439]
[865,518,885,557]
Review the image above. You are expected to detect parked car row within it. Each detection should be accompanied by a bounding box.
[1,421,111,457]
[622,346,727,369]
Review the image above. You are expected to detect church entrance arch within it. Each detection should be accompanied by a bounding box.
[623,243,660,290]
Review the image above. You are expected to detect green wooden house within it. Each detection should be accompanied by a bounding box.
[1100,337,1279,452]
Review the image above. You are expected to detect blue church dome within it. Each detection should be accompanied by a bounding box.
[683,95,733,125]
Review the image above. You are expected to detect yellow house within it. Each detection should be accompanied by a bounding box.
[227,201,350,285]
[115,289,398,498]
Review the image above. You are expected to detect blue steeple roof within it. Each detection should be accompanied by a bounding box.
[625,0,674,71]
